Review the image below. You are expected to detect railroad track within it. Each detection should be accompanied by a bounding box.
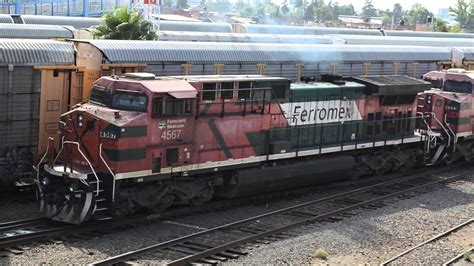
[0,218,49,233]
[381,218,474,265]
[92,169,469,265]
[0,218,115,255]
[443,247,474,265]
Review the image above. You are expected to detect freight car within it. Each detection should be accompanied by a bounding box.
[37,72,460,224]
[233,24,474,39]
[155,31,474,47]
[0,39,77,189]
[0,14,100,29]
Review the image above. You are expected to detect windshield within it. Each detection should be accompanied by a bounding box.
[111,92,148,112]
[444,81,472,94]
[88,86,109,106]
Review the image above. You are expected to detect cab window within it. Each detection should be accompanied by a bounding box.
[111,91,147,112]
[88,85,109,106]
[202,83,217,101]
[152,98,192,116]
[238,81,251,100]
[221,82,234,100]
[271,81,289,100]
[444,81,472,94]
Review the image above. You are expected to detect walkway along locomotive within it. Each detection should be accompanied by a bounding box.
[36,72,474,224]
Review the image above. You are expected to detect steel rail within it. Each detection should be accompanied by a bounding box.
[442,247,474,266]
[0,218,49,232]
[0,220,112,250]
[381,218,474,265]
[92,171,464,266]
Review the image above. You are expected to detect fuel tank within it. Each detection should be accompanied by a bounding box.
[215,155,354,198]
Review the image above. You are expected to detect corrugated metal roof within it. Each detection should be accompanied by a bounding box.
[82,40,452,64]
[0,14,13,24]
[333,34,474,47]
[158,31,333,44]
[157,31,474,47]
[157,21,233,33]
[0,39,75,65]
[150,14,201,22]
[452,47,474,66]
[20,15,100,29]
[0,24,73,39]
[453,47,474,60]
[384,30,474,39]
[242,24,383,36]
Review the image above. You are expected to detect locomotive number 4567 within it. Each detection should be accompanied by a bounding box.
[161,129,181,140]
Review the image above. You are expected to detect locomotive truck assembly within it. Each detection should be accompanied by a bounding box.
[36,70,474,224]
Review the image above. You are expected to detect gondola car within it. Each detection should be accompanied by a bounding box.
[36,73,461,224]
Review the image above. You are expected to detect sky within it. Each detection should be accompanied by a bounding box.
[332,0,458,14]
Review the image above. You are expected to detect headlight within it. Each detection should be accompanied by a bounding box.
[41,177,49,186]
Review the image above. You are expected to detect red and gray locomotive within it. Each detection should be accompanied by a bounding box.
[36,71,474,224]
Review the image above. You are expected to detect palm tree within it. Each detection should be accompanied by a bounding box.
[93,7,156,40]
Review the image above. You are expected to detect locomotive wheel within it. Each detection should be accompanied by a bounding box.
[374,167,385,176]
[150,194,176,212]
[190,187,213,206]
[160,194,175,209]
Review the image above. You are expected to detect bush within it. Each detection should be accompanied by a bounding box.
[313,249,329,260]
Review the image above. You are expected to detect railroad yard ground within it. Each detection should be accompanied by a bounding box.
[0,174,472,265]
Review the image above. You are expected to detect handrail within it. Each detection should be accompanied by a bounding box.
[416,112,435,136]
[444,113,457,152]
[99,143,116,202]
[51,136,65,166]
[59,141,100,196]
[429,112,451,148]
[35,137,52,181]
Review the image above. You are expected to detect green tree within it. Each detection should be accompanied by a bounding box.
[433,18,449,32]
[239,6,256,17]
[315,3,334,22]
[392,3,403,23]
[304,4,315,21]
[450,24,464,32]
[361,0,377,17]
[280,4,289,16]
[207,0,232,13]
[92,7,156,40]
[293,0,304,8]
[403,4,433,25]
[178,0,189,9]
[339,4,355,15]
[379,9,393,25]
[449,0,473,29]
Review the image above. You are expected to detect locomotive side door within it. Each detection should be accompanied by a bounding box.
[150,94,196,173]
[432,96,445,131]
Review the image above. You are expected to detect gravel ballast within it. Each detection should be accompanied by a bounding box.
[232,178,474,265]
[0,192,39,223]
[0,176,472,264]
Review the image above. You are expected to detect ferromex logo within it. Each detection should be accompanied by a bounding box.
[279,100,362,126]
